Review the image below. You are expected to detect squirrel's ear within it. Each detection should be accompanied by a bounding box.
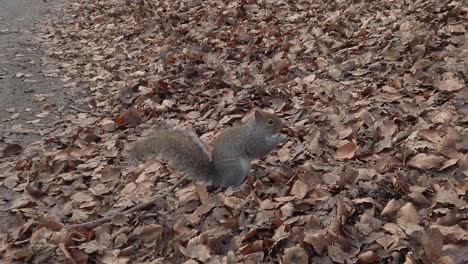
[254,109,263,120]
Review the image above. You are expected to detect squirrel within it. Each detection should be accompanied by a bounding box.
[65,109,287,229]
[130,109,288,187]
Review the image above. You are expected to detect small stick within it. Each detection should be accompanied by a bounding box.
[64,175,189,230]
[23,172,31,192]
[68,105,102,117]
[52,118,68,126]
[5,129,42,135]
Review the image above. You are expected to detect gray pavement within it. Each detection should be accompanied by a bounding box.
[0,0,64,144]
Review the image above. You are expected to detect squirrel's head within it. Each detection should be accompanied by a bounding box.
[253,110,283,134]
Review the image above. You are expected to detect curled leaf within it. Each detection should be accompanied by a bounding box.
[336,142,357,160]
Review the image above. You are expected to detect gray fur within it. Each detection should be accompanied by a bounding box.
[129,110,287,187]
[130,128,211,180]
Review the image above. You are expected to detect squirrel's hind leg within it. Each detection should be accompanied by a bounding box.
[210,159,250,187]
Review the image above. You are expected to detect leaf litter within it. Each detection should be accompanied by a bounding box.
[0,0,467,263]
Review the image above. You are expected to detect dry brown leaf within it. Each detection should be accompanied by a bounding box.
[376,234,400,251]
[335,142,357,160]
[89,183,111,196]
[439,159,458,171]
[436,208,458,226]
[185,111,201,119]
[283,246,308,264]
[338,126,353,140]
[434,186,464,207]
[430,224,468,243]
[381,199,402,217]
[275,59,291,76]
[223,196,247,210]
[186,204,215,224]
[407,153,444,170]
[408,191,431,207]
[3,0,467,262]
[134,224,164,244]
[327,245,346,264]
[434,255,456,264]
[356,250,381,264]
[278,142,292,162]
[379,120,398,138]
[303,230,330,255]
[435,72,464,91]
[99,166,121,182]
[290,179,308,199]
[339,166,358,186]
[258,199,279,210]
[3,143,23,156]
[180,244,211,262]
[397,203,423,235]
[418,129,443,144]
[280,203,294,218]
[438,127,463,159]
[195,183,209,204]
[421,227,443,262]
[306,129,322,156]
[114,107,142,127]
[226,251,236,264]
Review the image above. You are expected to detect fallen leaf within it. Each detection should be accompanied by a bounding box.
[397,203,423,235]
[407,153,444,170]
[435,72,464,91]
[422,227,443,262]
[290,179,308,199]
[3,143,23,156]
[180,244,211,261]
[134,224,164,244]
[283,246,308,264]
[357,250,381,264]
[185,111,201,119]
[335,142,357,160]
[381,199,401,217]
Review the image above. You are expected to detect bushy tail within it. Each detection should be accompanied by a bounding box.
[129,128,211,180]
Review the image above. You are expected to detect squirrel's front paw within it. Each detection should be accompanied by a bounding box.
[278,134,288,143]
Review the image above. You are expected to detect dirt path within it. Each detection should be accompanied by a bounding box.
[0,0,65,145]
[0,0,65,231]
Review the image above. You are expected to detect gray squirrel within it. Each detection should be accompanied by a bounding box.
[65,110,287,229]
[130,109,288,187]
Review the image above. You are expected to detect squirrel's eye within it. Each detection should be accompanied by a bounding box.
[267,119,274,126]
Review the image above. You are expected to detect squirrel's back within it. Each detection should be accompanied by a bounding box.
[129,128,211,180]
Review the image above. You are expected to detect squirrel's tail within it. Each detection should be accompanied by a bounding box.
[129,128,211,180]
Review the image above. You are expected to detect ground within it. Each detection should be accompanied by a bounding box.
[0,0,65,144]
[0,0,467,263]
[0,0,67,233]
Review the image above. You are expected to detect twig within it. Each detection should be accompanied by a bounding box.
[68,105,102,117]
[52,118,68,126]
[0,30,19,35]
[23,172,31,193]
[64,175,189,229]
[5,129,42,135]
